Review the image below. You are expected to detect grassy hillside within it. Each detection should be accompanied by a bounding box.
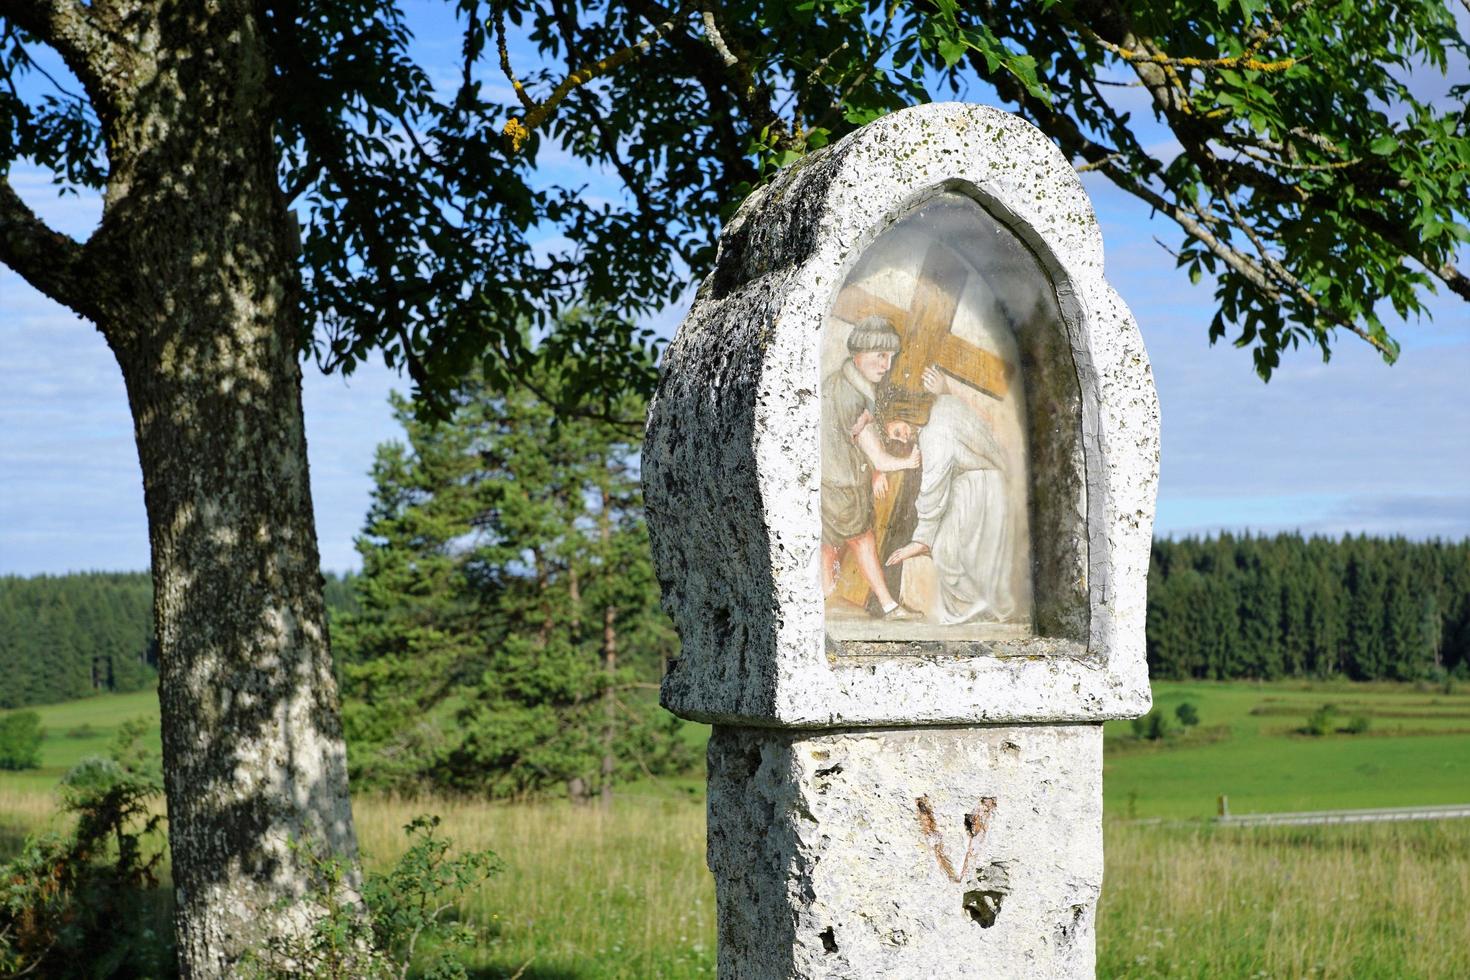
[0,688,160,794]
[6,680,1464,818]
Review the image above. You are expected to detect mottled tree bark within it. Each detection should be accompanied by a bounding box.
[0,0,359,975]
[598,493,617,809]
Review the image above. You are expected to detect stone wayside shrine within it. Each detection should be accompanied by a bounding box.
[643,102,1160,978]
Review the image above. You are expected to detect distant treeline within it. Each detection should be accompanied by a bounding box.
[0,573,155,708]
[0,572,359,708]
[1149,535,1470,681]
[1,536,1466,707]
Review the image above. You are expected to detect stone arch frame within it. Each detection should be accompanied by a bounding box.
[645,102,1158,727]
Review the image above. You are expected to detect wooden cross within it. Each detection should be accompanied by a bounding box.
[829,242,1015,608]
[831,243,1014,400]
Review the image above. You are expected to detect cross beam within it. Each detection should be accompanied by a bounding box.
[831,249,1013,400]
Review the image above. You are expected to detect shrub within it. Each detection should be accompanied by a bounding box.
[1304,704,1339,736]
[1174,702,1200,727]
[1130,713,1148,739]
[245,815,501,979]
[65,723,97,739]
[0,719,170,977]
[0,710,44,770]
[1131,709,1178,741]
[1345,715,1371,735]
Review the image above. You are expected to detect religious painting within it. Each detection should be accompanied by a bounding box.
[821,192,1049,642]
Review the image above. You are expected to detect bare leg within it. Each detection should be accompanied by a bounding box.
[849,531,897,610]
[821,543,842,597]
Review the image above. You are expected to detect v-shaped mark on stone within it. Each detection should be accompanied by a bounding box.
[915,795,999,883]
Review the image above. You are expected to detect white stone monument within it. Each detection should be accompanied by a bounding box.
[644,102,1159,979]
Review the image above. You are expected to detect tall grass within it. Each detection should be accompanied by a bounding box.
[353,793,716,979]
[1100,820,1470,979]
[358,802,1470,979]
[0,783,60,856]
[5,785,1469,978]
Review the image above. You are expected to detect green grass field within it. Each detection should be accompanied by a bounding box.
[1103,680,1470,819]
[3,680,1468,977]
[0,688,161,794]
[8,680,1465,819]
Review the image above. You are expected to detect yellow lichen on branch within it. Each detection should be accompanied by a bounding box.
[496,10,679,154]
[1113,48,1297,73]
[503,117,531,153]
[496,7,537,113]
[1070,19,1298,74]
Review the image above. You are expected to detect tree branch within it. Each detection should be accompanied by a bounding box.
[1437,260,1470,303]
[0,0,128,123]
[0,173,94,316]
[1212,178,1394,355]
[515,371,644,432]
[699,0,739,68]
[493,1,538,114]
[622,0,759,168]
[501,9,681,152]
[626,0,792,153]
[1091,160,1266,292]
[1068,19,1296,73]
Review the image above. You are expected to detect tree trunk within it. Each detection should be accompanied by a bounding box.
[599,499,617,810]
[568,563,583,640]
[79,2,359,974]
[114,306,358,977]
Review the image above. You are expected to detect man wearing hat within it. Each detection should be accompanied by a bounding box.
[820,315,923,619]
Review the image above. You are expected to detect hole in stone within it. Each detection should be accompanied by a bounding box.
[1056,903,1086,946]
[819,926,839,953]
[815,763,843,778]
[963,889,1004,928]
[742,745,762,779]
[711,607,732,641]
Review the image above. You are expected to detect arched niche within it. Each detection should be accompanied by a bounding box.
[819,187,1088,651]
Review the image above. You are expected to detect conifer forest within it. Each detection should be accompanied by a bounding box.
[6,535,1467,716]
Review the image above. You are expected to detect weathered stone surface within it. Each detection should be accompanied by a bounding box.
[644,101,1159,728]
[707,725,1103,979]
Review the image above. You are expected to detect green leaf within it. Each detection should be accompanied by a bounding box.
[772,149,804,169]
[937,36,968,68]
[843,104,887,126]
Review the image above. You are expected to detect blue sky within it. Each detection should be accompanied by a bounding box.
[2,9,1467,574]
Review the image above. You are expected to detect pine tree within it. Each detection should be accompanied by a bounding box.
[337,365,688,799]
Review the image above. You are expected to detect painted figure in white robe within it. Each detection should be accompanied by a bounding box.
[885,366,1018,624]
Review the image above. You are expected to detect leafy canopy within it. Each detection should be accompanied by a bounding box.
[3,0,1465,403]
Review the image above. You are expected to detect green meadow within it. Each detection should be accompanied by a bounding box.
[9,680,1466,818]
[1104,680,1470,819]
[0,688,161,794]
[3,679,1468,977]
